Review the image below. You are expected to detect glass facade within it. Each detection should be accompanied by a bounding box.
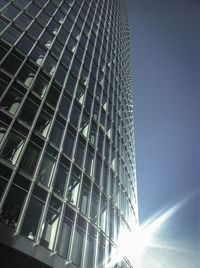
[0,0,137,267]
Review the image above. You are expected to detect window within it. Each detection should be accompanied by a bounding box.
[84,226,97,267]
[76,82,85,104]
[63,128,76,158]
[0,87,23,115]
[49,120,64,148]
[15,13,32,31]
[35,110,52,137]
[53,162,69,196]
[102,164,109,195]
[20,142,40,175]
[59,96,71,118]
[90,185,100,225]
[40,197,61,250]
[93,100,99,122]
[27,22,43,39]
[57,217,73,258]
[100,195,107,232]
[21,195,45,240]
[16,35,34,55]
[38,152,56,187]
[74,136,85,168]
[43,54,56,76]
[94,155,102,186]
[97,238,106,268]
[85,93,93,114]
[30,45,46,66]
[71,218,86,266]
[85,146,95,177]
[2,25,22,45]
[0,185,26,229]
[65,72,77,96]
[61,48,72,66]
[98,130,104,156]
[2,5,20,20]
[1,132,24,165]
[19,99,38,126]
[26,3,40,17]
[79,175,91,215]
[55,65,67,86]
[46,83,59,107]
[89,120,97,146]
[70,102,81,129]
[0,122,7,143]
[32,74,49,98]
[66,165,81,206]
[2,52,22,75]
[57,205,75,257]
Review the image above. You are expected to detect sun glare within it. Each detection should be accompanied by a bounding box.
[112,191,197,268]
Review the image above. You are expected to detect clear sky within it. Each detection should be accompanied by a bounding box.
[125,0,199,267]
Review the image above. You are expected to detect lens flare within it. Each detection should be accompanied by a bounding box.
[110,191,198,268]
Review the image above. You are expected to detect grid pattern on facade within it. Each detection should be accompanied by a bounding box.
[0,0,137,267]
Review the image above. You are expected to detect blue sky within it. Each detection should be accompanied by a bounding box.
[126,0,199,267]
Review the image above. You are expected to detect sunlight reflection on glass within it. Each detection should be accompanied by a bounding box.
[108,191,198,268]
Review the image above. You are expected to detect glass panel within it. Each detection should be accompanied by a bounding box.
[20,143,40,175]
[32,74,49,98]
[49,121,64,148]
[0,185,26,229]
[59,96,71,118]
[66,166,81,206]
[79,176,91,215]
[74,137,85,168]
[102,165,109,195]
[40,207,60,250]
[0,87,23,115]
[71,226,84,266]
[85,147,94,177]
[35,110,52,137]
[98,131,104,156]
[1,133,24,165]
[90,185,100,225]
[100,195,107,232]
[63,128,75,158]
[89,120,97,146]
[38,153,56,187]
[70,103,81,129]
[94,155,102,186]
[21,196,44,240]
[97,244,105,268]
[84,235,96,267]
[80,112,89,137]
[19,99,38,126]
[57,217,72,258]
[53,163,69,196]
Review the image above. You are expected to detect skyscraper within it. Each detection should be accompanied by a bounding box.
[0,0,137,267]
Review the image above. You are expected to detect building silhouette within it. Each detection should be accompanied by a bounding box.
[0,0,137,267]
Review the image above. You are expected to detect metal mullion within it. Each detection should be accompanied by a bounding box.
[0,1,10,12]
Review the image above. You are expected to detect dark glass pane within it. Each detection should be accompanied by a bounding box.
[53,164,69,196]
[20,143,40,175]
[0,185,26,229]
[21,196,44,240]
[1,133,24,165]
[57,218,72,258]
